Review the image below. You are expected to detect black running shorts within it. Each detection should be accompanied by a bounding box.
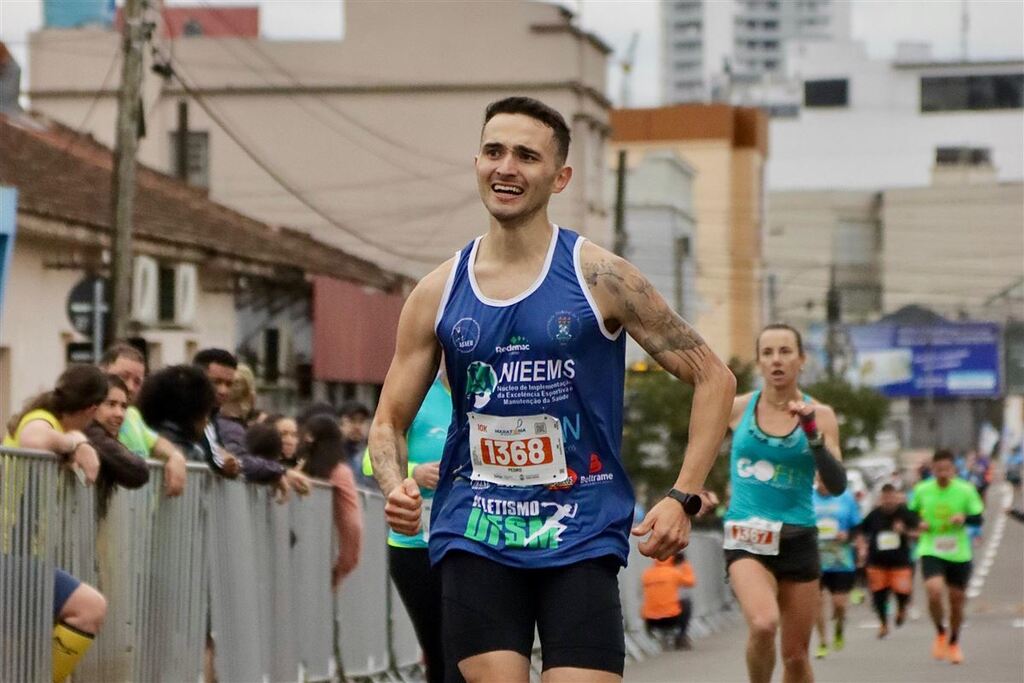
[920,556,972,589]
[439,550,625,677]
[724,525,821,583]
[821,570,857,594]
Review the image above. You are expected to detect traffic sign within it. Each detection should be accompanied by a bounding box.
[66,275,109,339]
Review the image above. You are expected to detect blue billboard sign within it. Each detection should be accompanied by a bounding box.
[0,186,17,315]
[836,322,1002,398]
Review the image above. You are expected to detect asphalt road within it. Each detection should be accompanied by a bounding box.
[624,483,1024,683]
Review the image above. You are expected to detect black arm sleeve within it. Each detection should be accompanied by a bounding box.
[811,440,846,495]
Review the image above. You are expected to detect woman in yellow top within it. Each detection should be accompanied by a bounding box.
[4,364,108,682]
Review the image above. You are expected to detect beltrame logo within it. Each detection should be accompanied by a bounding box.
[496,334,530,354]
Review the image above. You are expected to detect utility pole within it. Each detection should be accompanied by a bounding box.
[175,99,189,181]
[825,264,840,378]
[613,150,628,257]
[109,0,149,342]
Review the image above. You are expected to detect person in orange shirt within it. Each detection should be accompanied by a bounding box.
[642,552,697,649]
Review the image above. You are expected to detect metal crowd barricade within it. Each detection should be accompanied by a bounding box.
[1,446,742,680]
[686,529,735,637]
[289,481,336,682]
[0,448,60,683]
[336,488,391,679]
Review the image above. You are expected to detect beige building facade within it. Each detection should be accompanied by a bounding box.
[609,105,768,362]
[27,1,613,277]
[766,168,1024,330]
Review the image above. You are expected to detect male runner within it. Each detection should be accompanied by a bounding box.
[909,449,984,665]
[860,483,920,638]
[369,96,735,683]
[812,478,861,658]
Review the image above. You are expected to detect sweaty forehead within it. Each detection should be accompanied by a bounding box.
[481,114,555,152]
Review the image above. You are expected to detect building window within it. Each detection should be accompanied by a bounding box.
[804,78,848,107]
[920,74,1024,112]
[263,328,280,383]
[935,146,992,166]
[167,130,210,188]
[158,265,176,323]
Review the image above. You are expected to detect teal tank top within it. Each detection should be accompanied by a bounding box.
[387,378,452,549]
[725,390,816,527]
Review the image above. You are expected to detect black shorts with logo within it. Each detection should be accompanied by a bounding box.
[724,524,821,583]
[920,555,972,589]
[439,550,625,678]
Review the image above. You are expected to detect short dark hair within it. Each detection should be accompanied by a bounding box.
[99,342,145,368]
[756,324,804,356]
[297,402,336,428]
[483,96,571,165]
[933,449,955,464]
[338,400,370,419]
[193,348,238,370]
[105,374,129,395]
[137,365,216,431]
[880,483,896,493]
[245,423,283,461]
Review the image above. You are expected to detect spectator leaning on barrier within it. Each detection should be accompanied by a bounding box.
[193,348,310,498]
[300,414,363,589]
[220,363,262,427]
[338,400,375,490]
[268,414,300,468]
[98,343,187,497]
[136,364,220,468]
[85,374,150,499]
[3,364,109,683]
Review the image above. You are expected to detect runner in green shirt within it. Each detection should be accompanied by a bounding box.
[908,449,984,666]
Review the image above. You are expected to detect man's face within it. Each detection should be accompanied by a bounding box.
[880,489,899,512]
[339,413,370,443]
[96,387,129,436]
[932,458,956,485]
[204,362,236,408]
[475,113,572,226]
[105,356,145,401]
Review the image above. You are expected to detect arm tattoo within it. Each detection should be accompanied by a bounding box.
[584,257,708,378]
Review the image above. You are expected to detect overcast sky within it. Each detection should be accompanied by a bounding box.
[2,0,1023,106]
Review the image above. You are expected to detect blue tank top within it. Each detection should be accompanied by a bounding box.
[430,225,631,568]
[725,391,816,527]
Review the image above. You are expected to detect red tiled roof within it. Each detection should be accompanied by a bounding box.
[0,111,405,291]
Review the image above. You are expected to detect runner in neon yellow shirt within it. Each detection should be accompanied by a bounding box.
[908,449,984,666]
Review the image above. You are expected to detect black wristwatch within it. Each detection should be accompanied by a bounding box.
[667,488,702,516]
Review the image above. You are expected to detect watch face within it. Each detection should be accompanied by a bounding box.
[684,495,701,515]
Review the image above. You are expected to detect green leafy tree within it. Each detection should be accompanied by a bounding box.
[804,377,889,456]
[621,357,754,513]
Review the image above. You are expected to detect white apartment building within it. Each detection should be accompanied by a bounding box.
[764,42,1023,329]
[770,41,1024,190]
[662,0,849,104]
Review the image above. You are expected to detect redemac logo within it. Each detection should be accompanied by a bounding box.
[496,335,531,354]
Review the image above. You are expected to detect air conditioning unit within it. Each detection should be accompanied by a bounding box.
[174,263,198,326]
[131,255,158,325]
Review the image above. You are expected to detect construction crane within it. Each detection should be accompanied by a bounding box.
[619,31,640,107]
